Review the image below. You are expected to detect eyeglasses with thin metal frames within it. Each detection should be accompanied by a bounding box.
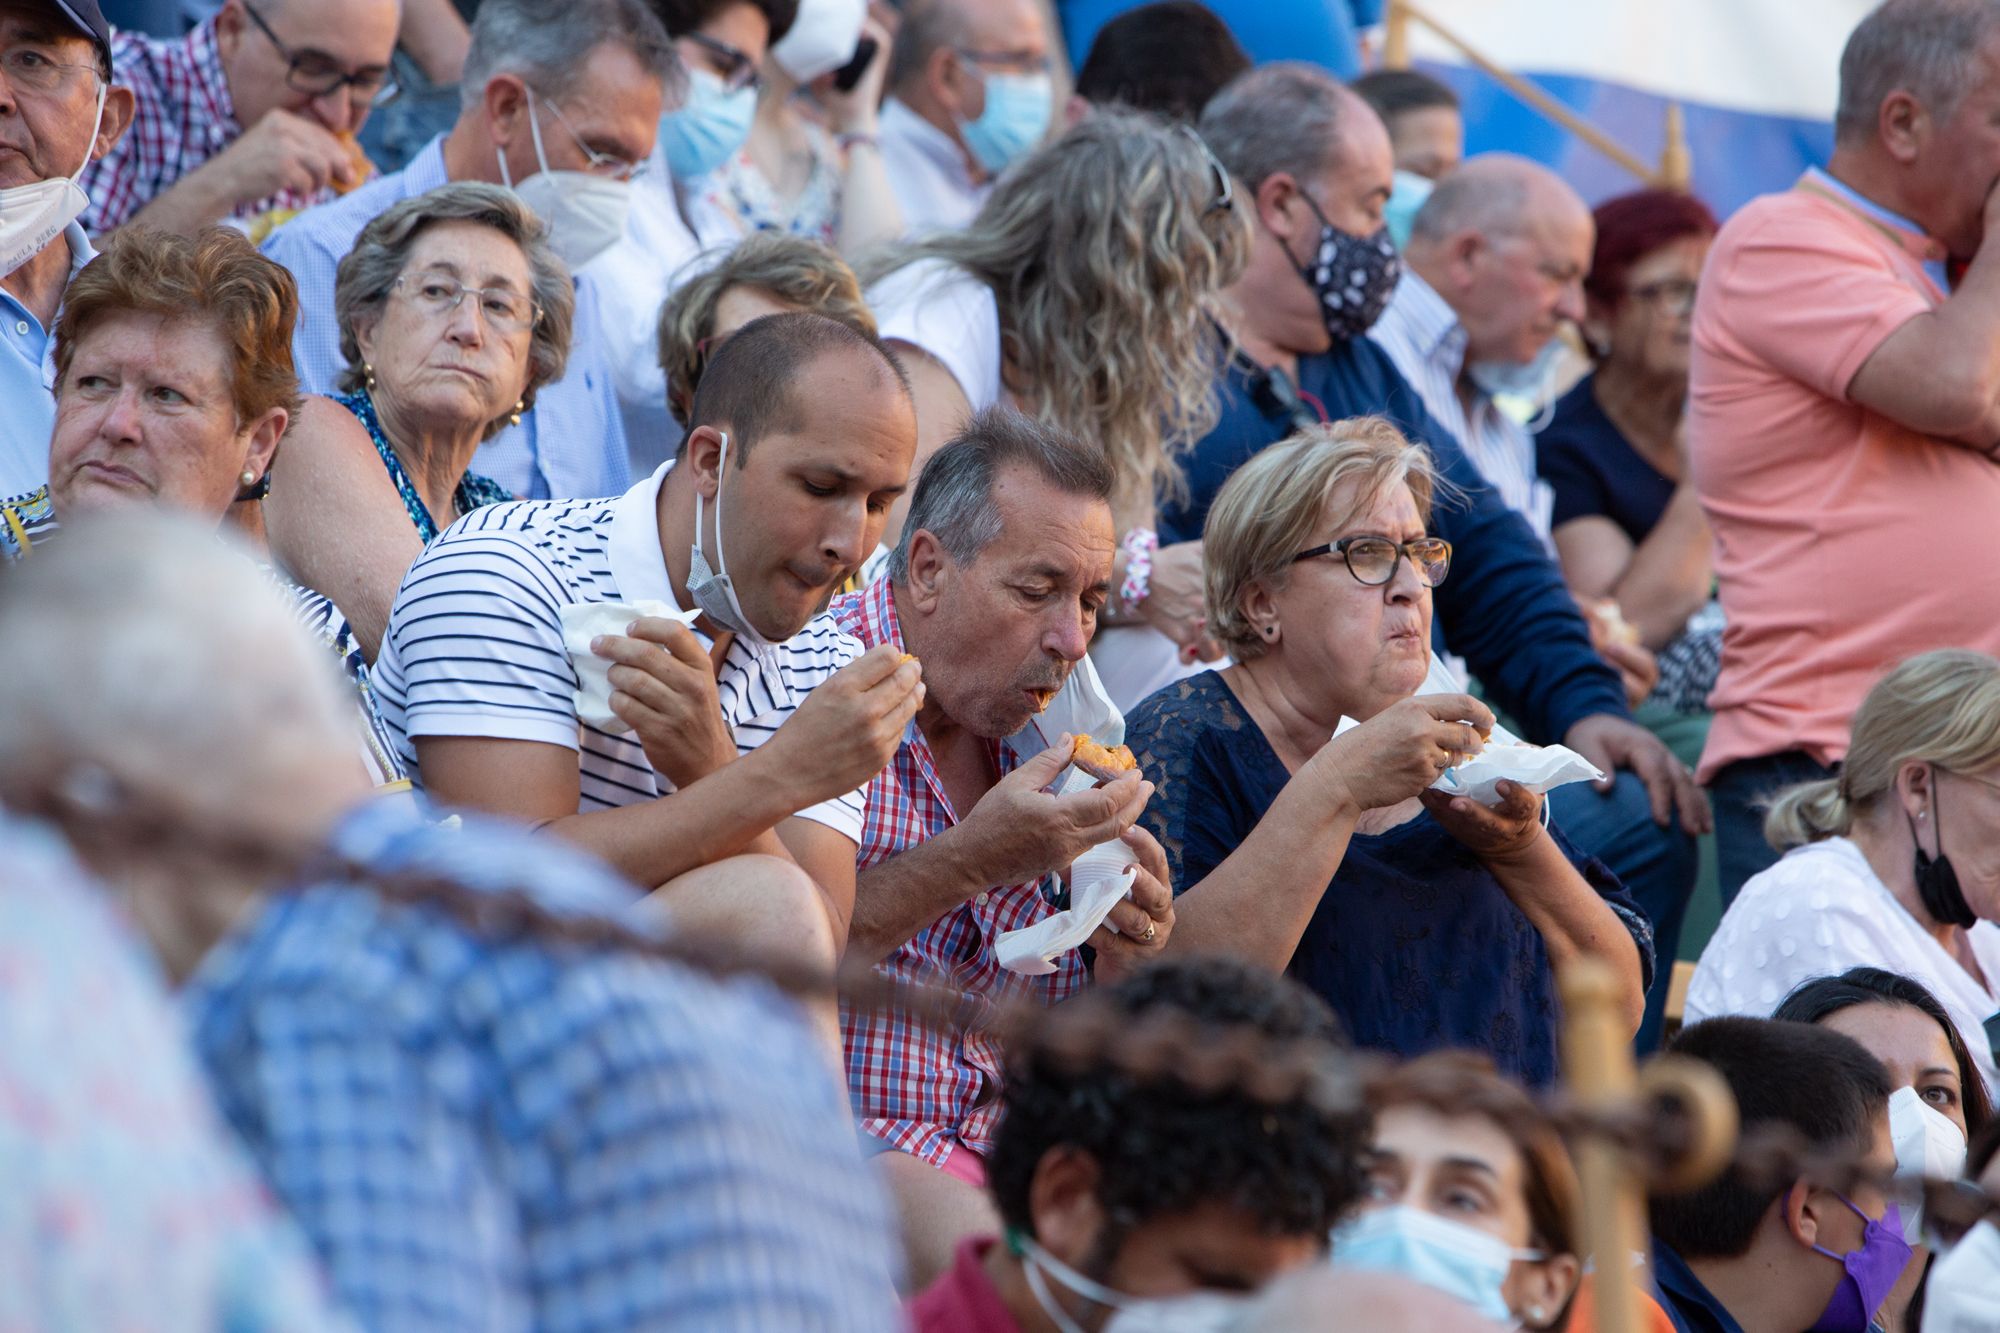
[241,0,397,105]
[392,274,543,335]
[533,91,647,182]
[682,31,762,93]
[1292,536,1453,588]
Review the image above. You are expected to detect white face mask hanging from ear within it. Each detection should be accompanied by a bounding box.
[0,82,106,279]
[687,429,775,650]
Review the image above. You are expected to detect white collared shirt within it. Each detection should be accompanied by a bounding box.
[369,460,869,842]
[878,98,988,235]
[1369,269,1555,544]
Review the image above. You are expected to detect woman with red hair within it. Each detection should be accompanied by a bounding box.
[1537,189,1721,720]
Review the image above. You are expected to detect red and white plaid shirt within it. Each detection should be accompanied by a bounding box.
[832,577,1089,1172]
[80,17,336,233]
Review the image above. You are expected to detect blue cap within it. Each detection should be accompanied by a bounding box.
[47,0,113,67]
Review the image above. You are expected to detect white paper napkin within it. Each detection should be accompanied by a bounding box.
[559,600,700,734]
[995,657,1145,974]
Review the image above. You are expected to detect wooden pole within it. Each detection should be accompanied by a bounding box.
[1561,959,1648,1333]
[1384,0,1411,70]
[1660,103,1693,190]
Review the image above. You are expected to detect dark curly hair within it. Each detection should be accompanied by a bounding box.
[986,957,1372,1245]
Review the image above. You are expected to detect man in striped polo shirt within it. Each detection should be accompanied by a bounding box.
[372,312,923,1000]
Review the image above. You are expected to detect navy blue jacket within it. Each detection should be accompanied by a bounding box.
[1160,339,1629,744]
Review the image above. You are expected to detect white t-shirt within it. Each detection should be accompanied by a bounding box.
[878,99,989,237]
[370,461,869,844]
[867,257,1003,411]
[1685,836,2000,1094]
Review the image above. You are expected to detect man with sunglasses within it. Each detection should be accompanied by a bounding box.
[1,0,134,558]
[878,0,1053,233]
[78,0,398,234]
[263,0,674,502]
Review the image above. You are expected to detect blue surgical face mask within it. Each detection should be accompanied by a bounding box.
[960,68,1053,175]
[1331,1204,1543,1325]
[660,67,757,181]
[1469,334,1568,428]
[1385,169,1434,250]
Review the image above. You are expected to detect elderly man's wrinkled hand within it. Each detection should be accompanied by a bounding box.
[767,645,924,808]
[959,739,1153,888]
[1087,824,1174,982]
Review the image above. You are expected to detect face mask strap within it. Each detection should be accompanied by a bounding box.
[1012,1231,1129,1333]
[75,82,107,182]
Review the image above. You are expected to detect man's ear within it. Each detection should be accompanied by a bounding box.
[94,86,137,160]
[1781,1179,1826,1250]
[1878,90,1927,166]
[682,424,726,499]
[1026,1146,1107,1270]
[483,74,531,152]
[1255,171,1306,246]
[902,528,949,614]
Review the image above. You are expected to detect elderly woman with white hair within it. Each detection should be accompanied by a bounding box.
[0,513,901,1329]
[1686,650,2000,1095]
[1131,417,1653,1084]
[258,182,575,658]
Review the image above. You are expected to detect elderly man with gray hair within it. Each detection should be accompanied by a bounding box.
[262,0,678,502]
[1688,0,2000,900]
[827,405,1176,1288]
[0,511,902,1328]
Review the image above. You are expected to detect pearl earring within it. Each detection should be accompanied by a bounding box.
[239,468,258,487]
[363,362,376,391]
[1528,1306,1547,1324]
[509,398,524,428]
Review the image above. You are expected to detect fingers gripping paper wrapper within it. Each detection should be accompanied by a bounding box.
[1333,654,1604,807]
[994,657,1142,976]
[559,600,701,735]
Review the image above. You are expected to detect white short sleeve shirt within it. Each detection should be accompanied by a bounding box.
[1684,836,2000,1093]
[866,258,1004,412]
[369,461,868,843]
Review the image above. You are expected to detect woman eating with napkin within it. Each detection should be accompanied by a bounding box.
[1131,418,1652,1083]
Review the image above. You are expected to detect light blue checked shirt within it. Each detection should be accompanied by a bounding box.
[182,800,901,1333]
[261,136,631,500]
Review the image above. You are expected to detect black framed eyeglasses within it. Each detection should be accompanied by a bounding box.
[1177,124,1233,216]
[1293,536,1452,588]
[682,31,761,93]
[241,1,397,103]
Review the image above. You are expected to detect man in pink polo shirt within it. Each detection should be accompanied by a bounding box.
[1690,0,2000,900]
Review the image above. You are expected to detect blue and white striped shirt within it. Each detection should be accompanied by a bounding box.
[370,460,869,842]
[182,798,902,1332]
[1370,269,1555,543]
[260,136,631,501]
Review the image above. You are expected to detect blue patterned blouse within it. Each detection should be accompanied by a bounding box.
[336,391,513,543]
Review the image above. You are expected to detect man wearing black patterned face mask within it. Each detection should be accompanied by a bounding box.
[1167,60,1709,1057]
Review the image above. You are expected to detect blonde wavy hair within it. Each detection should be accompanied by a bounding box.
[1764,649,2000,851]
[1202,417,1437,661]
[867,110,1250,525]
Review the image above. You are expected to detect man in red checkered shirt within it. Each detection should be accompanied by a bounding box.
[79,0,397,234]
[830,407,1176,1288]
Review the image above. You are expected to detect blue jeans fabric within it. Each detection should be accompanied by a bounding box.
[1548,771,1699,1054]
[1709,750,1837,909]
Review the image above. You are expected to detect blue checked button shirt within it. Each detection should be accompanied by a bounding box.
[261,136,631,501]
[181,800,900,1332]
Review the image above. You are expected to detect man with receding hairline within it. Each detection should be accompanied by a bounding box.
[80,0,401,234]
[373,313,922,1026]
[878,0,1053,233]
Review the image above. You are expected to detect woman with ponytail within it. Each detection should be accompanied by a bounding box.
[1684,650,2000,1095]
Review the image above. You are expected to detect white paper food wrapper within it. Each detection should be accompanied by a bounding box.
[995,657,1144,973]
[1328,653,1603,807]
[559,600,700,734]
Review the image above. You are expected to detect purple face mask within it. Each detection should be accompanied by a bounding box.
[1807,1194,1914,1333]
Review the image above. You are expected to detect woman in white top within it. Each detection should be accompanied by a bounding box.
[863,110,1252,686]
[1685,650,2000,1094]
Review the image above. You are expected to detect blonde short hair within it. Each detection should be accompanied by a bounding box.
[1203,417,1436,661]
[1764,649,2000,851]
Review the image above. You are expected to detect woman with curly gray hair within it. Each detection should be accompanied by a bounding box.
[263,182,575,657]
[864,110,1250,685]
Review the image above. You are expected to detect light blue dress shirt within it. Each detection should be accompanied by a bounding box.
[1,223,94,554]
[260,136,631,501]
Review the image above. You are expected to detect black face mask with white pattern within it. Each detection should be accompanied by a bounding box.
[1293,192,1403,343]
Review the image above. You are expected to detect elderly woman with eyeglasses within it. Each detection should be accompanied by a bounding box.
[1131,418,1652,1085]
[259,182,573,657]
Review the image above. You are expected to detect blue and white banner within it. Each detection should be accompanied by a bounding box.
[1406,0,1876,216]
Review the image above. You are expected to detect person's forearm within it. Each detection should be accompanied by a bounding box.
[396,0,471,84]
[1612,486,1713,650]
[834,142,905,257]
[1484,833,1645,1032]
[123,162,239,235]
[1163,776,1359,967]
[847,826,991,964]
[539,749,806,888]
